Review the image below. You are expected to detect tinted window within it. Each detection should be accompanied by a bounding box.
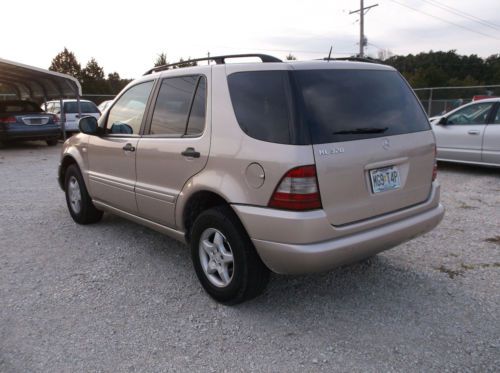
[227,71,294,144]
[447,102,494,125]
[0,100,42,113]
[186,77,207,136]
[64,101,99,113]
[294,70,430,144]
[150,76,199,136]
[106,81,154,135]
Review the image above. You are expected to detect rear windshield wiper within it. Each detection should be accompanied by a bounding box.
[332,127,388,135]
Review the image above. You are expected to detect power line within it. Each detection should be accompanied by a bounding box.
[388,0,500,41]
[420,0,500,31]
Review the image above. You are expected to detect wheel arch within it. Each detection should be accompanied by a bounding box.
[181,190,235,243]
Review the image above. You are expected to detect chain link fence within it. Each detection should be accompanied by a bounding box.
[414,85,500,117]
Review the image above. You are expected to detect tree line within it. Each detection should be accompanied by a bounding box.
[381,50,500,99]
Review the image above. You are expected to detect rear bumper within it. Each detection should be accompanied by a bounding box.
[0,125,60,141]
[233,183,444,274]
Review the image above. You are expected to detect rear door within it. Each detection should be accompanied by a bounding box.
[135,73,210,227]
[294,68,434,226]
[482,103,500,165]
[88,80,155,213]
[433,101,494,163]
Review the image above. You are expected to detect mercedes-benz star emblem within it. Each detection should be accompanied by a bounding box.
[382,138,390,150]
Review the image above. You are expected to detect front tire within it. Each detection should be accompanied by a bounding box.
[190,206,270,305]
[64,164,103,224]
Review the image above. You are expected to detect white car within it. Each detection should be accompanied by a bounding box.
[431,98,500,167]
[43,99,100,133]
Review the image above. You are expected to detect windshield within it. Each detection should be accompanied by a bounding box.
[0,100,43,113]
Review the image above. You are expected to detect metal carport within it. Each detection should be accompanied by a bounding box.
[0,57,82,140]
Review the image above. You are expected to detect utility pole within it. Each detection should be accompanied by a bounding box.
[349,1,379,58]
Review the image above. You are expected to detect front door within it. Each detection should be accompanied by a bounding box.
[434,101,494,163]
[135,73,210,227]
[482,104,500,165]
[87,80,155,213]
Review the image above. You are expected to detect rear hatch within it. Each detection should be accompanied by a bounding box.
[294,68,434,225]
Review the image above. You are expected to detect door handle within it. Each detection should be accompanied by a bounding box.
[181,147,200,158]
[122,143,136,152]
[467,130,480,135]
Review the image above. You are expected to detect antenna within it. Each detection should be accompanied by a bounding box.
[327,46,333,61]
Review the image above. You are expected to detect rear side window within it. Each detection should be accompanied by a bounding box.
[150,75,206,136]
[294,69,430,143]
[227,71,294,144]
[64,101,99,113]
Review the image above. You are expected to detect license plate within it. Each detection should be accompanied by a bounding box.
[29,119,42,125]
[370,166,401,193]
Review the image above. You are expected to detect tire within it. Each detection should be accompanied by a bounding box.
[190,205,270,305]
[64,164,103,224]
[46,138,58,146]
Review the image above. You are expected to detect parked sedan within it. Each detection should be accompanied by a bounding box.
[0,100,60,146]
[431,98,500,167]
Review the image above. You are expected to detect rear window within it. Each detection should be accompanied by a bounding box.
[295,70,430,143]
[0,101,42,113]
[64,101,99,113]
[227,69,429,145]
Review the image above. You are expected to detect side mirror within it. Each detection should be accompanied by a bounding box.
[437,116,448,125]
[78,116,99,135]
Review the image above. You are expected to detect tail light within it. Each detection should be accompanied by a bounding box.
[0,116,16,124]
[269,165,322,211]
[432,144,438,181]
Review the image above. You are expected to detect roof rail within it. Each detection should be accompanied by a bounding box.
[144,54,282,75]
[321,57,378,63]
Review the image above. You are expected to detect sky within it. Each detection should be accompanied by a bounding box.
[1,0,499,78]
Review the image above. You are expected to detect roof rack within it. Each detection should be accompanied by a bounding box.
[144,54,282,75]
[321,57,378,63]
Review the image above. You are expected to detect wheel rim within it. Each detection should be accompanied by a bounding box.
[68,176,82,214]
[199,228,234,288]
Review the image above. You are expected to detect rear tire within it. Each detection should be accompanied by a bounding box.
[64,164,103,224]
[46,139,58,146]
[190,205,270,305]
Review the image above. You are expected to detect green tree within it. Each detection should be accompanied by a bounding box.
[285,53,297,61]
[81,58,107,94]
[49,47,81,79]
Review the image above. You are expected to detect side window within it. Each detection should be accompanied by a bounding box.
[149,75,206,136]
[186,77,206,136]
[106,81,154,135]
[227,71,293,144]
[447,102,494,125]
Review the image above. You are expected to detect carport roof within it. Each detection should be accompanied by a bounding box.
[0,57,81,100]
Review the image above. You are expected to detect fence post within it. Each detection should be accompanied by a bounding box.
[427,88,433,116]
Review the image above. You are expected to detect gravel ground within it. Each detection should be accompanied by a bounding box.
[0,141,499,372]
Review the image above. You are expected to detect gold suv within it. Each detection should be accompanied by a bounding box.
[58,54,444,304]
